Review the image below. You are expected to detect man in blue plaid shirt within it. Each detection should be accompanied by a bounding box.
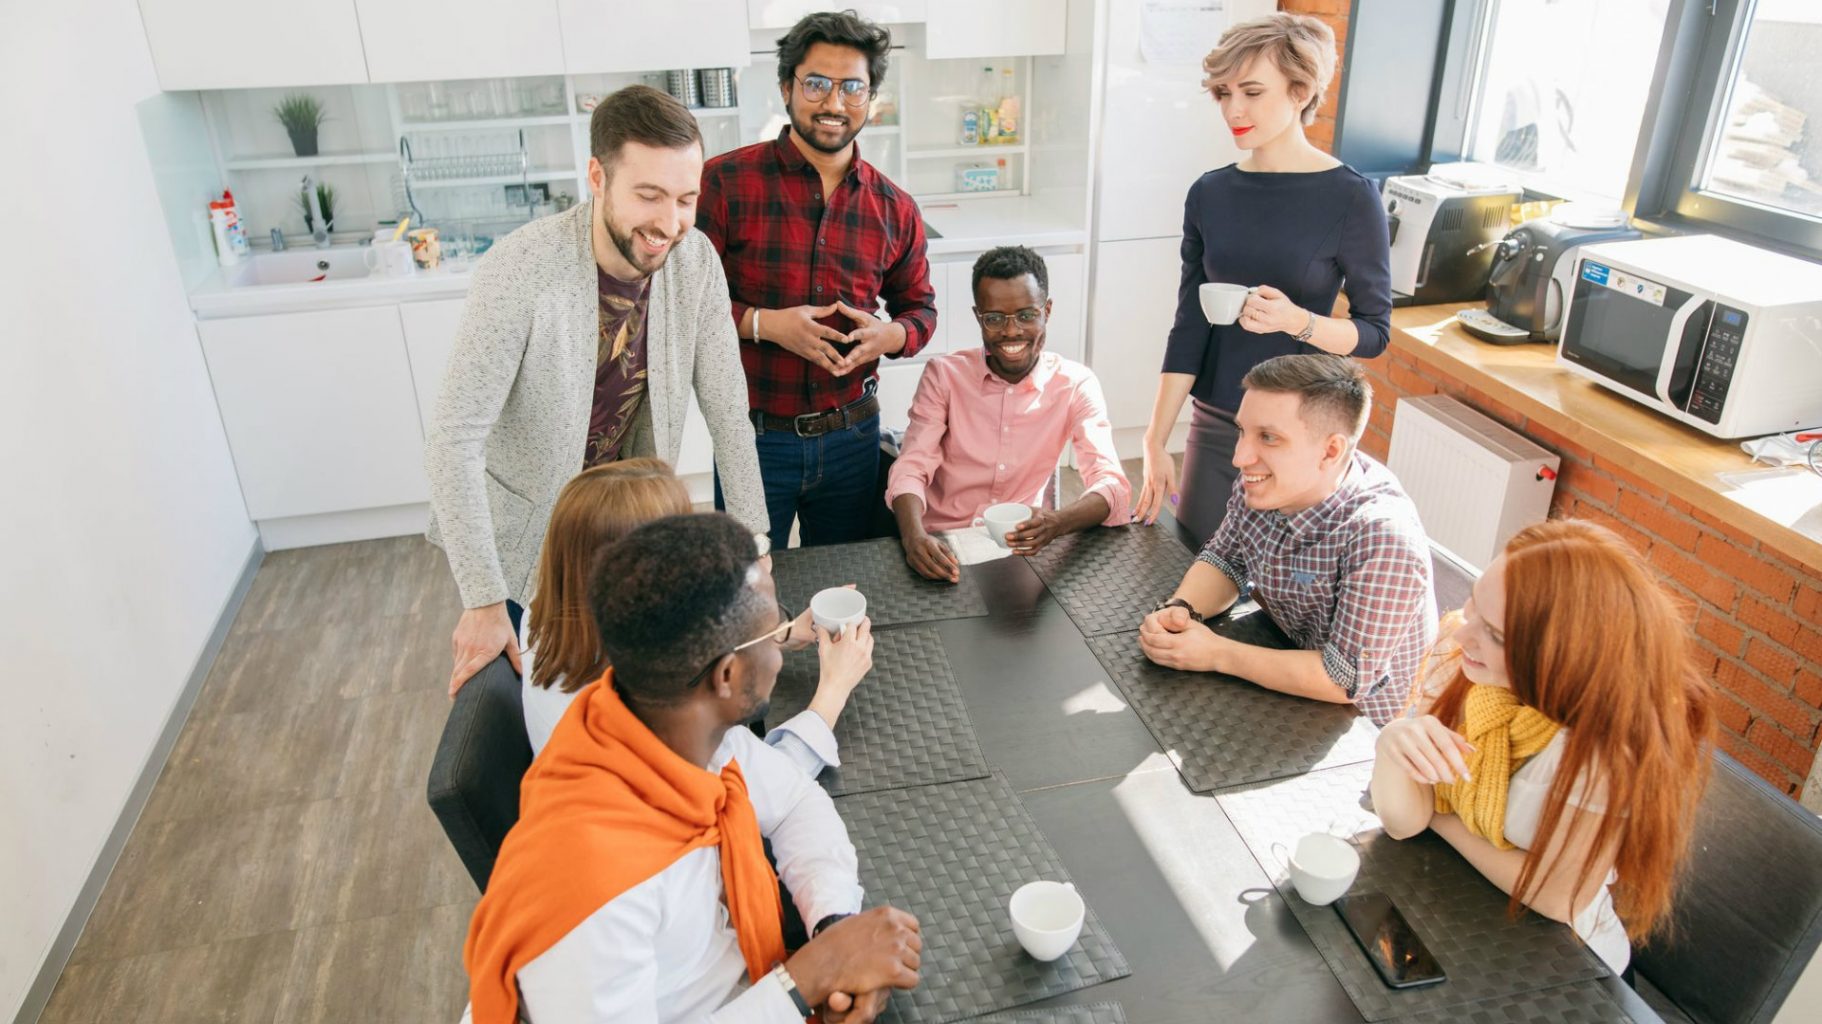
[1139,354,1436,725]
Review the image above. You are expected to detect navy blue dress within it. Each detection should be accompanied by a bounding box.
[1163,162,1393,540]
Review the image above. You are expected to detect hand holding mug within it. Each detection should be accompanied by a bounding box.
[1237,284,1306,336]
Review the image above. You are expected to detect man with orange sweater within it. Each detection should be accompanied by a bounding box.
[462,514,921,1022]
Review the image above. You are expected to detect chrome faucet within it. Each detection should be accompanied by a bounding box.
[301,173,330,249]
[269,228,286,251]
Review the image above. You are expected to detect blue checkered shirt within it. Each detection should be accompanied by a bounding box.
[1198,452,1437,725]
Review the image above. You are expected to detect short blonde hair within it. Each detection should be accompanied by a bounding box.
[1201,13,1338,127]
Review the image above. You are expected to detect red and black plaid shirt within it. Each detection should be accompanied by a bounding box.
[698,128,936,418]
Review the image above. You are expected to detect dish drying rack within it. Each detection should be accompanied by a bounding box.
[398,128,537,228]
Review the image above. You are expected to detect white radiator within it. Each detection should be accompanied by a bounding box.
[1387,395,1561,571]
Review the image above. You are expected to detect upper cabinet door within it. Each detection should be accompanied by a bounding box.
[356,0,565,83]
[560,0,750,74]
[139,0,369,90]
[748,1,928,30]
[926,0,1065,58]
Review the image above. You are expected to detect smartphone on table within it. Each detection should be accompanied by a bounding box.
[1333,891,1447,989]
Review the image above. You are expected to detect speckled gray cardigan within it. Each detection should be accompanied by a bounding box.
[424,202,767,609]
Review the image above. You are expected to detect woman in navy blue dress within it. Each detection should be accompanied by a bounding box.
[1133,12,1392,543]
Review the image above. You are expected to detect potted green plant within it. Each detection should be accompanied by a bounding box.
[297,181,337,235]
[274,94,327,157]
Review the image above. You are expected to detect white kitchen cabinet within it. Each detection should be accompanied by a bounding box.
[559,0,750,74]
[138,0,368,90]
[356,0,565,83]
[1089,236,1186,431]
[676,397,715,478]
[876,361,927,434]
[1039,251,1085,363]
[748,0,928,29]
[926,0,1066,58]
[199,306,428,520]
[399,298,466,436]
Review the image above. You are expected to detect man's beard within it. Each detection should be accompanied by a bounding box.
[740,677,770,729]
[602,205,668,277]
[790,104,864,155]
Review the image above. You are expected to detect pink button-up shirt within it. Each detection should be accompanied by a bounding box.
[885,348,1133,532]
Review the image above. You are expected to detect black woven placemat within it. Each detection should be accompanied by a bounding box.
[763,626,990,796]
[770,539,988,628]
[1084,619,1379,793]
[964,1002,1129,1024]
[1387,981,1640,1023]
[1023,524,1195,637]
[836,775,1130,1024]
[1218,762,1610,1021]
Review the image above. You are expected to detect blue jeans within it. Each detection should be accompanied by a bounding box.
[717,413,880,548]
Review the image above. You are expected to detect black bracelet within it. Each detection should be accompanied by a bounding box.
[1154,597,1205,624]
[813,911,853,937]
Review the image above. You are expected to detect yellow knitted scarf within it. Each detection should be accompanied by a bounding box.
[1432,684,1562,849]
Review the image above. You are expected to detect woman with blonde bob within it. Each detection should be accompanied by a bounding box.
[1370,520,1716,973]
[520,458,871,774]
[1135,13,1392,541]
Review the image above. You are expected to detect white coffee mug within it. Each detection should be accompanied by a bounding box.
[1275,833,1360,906]
[1199,282,1258,326]
[809,587,866,638]
[364,240,415,277]
[1009,880,1086,962]
[975,502,1031,549]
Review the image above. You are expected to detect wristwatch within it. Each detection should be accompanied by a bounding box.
[813,911,853,936]
[769,963,813,1018]
[1293,309,1317,345]
[1153,597,1204,624]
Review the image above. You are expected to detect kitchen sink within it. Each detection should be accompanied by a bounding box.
[227,247,371,287]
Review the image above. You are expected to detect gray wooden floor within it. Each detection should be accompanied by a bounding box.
[41,538,479,1024]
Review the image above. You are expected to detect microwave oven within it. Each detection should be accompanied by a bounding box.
[1556,235,1822,439]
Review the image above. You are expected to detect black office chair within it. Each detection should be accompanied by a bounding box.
[1632,750,1822,1024]
[427,654,533,892]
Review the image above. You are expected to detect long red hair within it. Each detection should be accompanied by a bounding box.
[1425,519,1715,943]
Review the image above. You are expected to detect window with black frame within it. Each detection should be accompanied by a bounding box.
[1459,0,1671,203]
[1674,0,1822,237]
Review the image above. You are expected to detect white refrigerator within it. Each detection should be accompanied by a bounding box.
[1088,0,1272,444]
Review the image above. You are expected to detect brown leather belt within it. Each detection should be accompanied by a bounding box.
[751,381,880,438]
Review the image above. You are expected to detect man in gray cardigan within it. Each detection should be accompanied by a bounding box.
[427,86,767,695]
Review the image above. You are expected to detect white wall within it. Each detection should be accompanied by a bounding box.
[0,0,258,1018]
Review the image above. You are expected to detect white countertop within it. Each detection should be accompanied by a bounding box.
[920,194,1088,256]
[190,195,1086,319]
[190,252,476,319]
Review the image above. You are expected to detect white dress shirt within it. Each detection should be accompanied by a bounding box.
[461,725,864,1024]
[518,616,841,777]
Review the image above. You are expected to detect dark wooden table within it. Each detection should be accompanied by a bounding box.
[874,542,1662,1024]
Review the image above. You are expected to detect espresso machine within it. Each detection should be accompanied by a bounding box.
[1381,163,1522,306]
[1457,205,1640,344]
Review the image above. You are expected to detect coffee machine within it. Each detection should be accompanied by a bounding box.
[1381,164,1522,305]
[1458,205,1640,344]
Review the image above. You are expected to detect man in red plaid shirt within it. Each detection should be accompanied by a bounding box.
[1138,355,1437,725]
[698,10,937,547]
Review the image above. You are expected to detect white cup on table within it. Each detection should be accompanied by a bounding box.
[976,502,1031,549]
[1009,880,1086,961]
[809,587,866,638]
[364,239,415,277]
[1199,282,1258,326]
[1274,833,1360,906]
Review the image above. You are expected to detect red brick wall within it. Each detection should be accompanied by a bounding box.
[1358,347,1822,798]
[1278,0,1350,153]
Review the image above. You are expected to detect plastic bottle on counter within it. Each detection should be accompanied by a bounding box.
[221,189,251,258]
[209,198,241,267]
[960,104,979,146]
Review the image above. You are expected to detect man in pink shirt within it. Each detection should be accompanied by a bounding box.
[886,246,1132,582]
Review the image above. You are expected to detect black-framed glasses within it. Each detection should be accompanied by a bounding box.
[974,307,1045,330]
[795,74,872,107]
[684,602,795,690]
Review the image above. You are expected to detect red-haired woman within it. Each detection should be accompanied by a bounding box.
[1370,520,1715,973]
